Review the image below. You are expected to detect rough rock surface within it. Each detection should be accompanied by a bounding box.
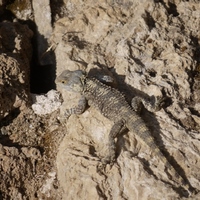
[0,0,200,200]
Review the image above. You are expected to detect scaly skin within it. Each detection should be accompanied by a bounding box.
[56,69,195,196]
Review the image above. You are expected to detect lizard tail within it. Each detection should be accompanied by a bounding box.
[127,117,191,193]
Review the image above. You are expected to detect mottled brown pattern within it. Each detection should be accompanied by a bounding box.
[56,70,193,196]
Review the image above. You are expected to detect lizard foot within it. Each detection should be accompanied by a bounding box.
[153,96,168,111]
[131,95,169,113]
[101,151,116,165]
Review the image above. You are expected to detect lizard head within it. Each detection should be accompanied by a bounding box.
[56,70,86,93]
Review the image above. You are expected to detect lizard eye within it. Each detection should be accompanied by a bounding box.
[61,80,65,84]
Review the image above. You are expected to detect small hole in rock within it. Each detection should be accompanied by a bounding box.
[149,71,157,77]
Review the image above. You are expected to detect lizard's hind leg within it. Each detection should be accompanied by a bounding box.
[131,96,165,113]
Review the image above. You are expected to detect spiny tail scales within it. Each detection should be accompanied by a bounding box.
[126,117,191,194]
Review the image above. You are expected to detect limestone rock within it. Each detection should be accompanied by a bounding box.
[1,0,200,199]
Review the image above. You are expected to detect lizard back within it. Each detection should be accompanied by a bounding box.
[84,76,190,192]
[84,77,135,122]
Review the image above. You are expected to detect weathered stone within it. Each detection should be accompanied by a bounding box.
[1,0,200,199]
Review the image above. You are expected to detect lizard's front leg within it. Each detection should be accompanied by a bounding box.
[65,96,87,118]
[102,120,125,164]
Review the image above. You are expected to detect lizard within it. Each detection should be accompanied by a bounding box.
[56,69,194,196]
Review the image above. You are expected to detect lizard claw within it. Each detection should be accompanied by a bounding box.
[101,153,116,165]
[64,109,71,118]
[153,96,172,110]
[97,156,115,174]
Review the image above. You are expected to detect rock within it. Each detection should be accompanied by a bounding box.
[53,1,200,199]
[1,0,200,199]
[0,22,33,120]
[0,21,62,199]
[31,90,62,115]
[6,0,33,21]
[32,0,53,65]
